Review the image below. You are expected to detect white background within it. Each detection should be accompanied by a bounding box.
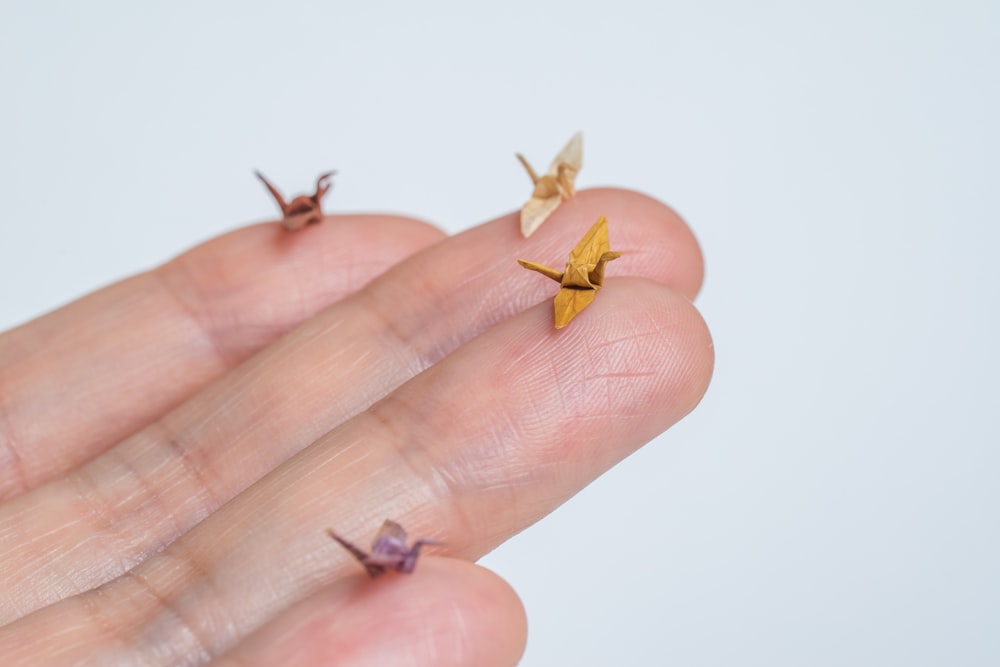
[2,1,998,665]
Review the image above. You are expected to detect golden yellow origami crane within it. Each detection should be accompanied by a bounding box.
[518,216,622,328]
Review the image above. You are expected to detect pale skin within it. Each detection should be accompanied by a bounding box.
[0,188,712,666]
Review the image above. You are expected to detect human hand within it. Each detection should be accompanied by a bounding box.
[0,188,711,666]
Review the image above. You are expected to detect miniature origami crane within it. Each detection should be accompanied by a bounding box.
[518,215,622,329]
[328,520,439,578]
[255,170,336,231]
[516,132,582,237]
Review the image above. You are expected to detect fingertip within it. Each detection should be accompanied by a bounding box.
[172,213,446,280]
[527,187,706,301]
[516,275,713,398]
[211,558,526,667]
[600,277,715,424]
[157,214,447,362]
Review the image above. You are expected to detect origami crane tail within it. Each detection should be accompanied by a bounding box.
[552,131,583,175]
[556,164,578,197]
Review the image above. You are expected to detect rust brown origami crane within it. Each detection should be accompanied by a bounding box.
[255,170,336,231]
[518,215,621,329]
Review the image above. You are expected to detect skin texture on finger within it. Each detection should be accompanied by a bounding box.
[0,278,713,664]
[0,215,444,500]
[0,189,703,622]
[207,558,526,667]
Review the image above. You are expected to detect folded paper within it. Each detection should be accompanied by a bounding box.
[256,170,336,231]
[518,215,621,328]
[328,520,439,578]
[516,132,582,237]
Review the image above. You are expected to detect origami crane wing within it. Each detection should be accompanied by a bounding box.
[520,196,564,237]
[371,519,407,552]
[546,131,582,186]
[370,520,442,574]
[566,216,622,288]
[552,289,598,329]
[567,215,612,268]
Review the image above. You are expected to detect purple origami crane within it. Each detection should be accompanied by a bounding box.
[328,520,439,578]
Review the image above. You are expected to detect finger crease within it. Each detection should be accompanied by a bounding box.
[149,419,224,520]
[118,566,214,664]
[0,388,29,495]
[363,282,438,374]
[73,448,180,553]
[153,266,231,369]
[368,395,477,543]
